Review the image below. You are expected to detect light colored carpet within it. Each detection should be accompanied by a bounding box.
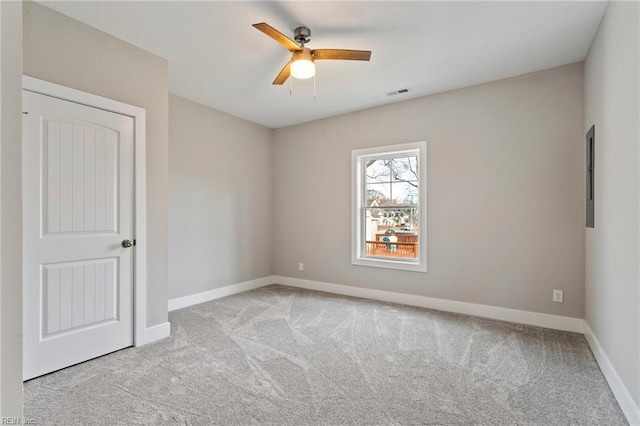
[25,284,626,425]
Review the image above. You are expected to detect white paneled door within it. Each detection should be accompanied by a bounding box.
[23,90,135,380]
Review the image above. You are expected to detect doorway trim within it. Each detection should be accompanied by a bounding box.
[23,75,149,346]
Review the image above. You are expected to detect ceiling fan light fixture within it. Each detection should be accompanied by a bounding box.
[290,48,315,79]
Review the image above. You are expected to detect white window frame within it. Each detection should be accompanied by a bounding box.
[351,141,427,272]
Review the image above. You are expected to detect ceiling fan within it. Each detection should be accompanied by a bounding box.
[252,22,372,85]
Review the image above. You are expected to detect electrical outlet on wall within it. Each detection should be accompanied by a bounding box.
[298,263,304,271]
[552,290,564,303]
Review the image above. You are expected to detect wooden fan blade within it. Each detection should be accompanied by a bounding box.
[273,61,292,85]
[312,49,371,61]
[253,22,302,52]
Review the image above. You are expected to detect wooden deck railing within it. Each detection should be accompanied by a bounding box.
[365,240,418,259]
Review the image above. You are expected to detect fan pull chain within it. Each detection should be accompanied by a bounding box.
[289,75,292,96]
[313,73,316,102]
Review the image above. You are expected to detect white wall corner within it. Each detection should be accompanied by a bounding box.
[168,276,274,312]
[145,322,170,344]
[272,275,585,333]
[583,322,640,425]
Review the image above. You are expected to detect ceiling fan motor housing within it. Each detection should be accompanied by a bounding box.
[294,26,311,45]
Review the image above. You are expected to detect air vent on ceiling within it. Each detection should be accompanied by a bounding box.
[386,88,411,96]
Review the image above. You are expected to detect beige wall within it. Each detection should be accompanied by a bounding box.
[273,63,585,318]
[584,0,640,408]
[0,0,23,416]
[23,2,169,327]
[168,94,272,299]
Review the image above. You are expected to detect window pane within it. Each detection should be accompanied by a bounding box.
[365,159,391,183]
[366,183,390,206]
[390,182,418,205]
[391,156,419,182]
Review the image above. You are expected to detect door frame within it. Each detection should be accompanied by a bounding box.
[23,75,149,346]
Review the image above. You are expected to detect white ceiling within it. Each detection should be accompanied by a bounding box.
[40,1,608,129]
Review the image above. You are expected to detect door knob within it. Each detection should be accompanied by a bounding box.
[122,239,134,248]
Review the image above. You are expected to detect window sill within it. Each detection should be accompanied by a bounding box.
[352,256,427,272]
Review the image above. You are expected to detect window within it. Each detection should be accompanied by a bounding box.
[352,141,427,272]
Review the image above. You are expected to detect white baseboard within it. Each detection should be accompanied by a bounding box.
[272,275,585,333]
[168,276,273,311]
[145,322,170,344]
[583,322,640,425]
